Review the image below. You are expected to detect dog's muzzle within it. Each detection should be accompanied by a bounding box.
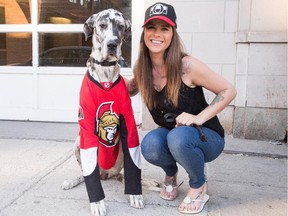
[107,40,118,52]
[106,39,121,58]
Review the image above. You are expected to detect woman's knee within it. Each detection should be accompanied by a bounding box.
[167,126,198,149]
[141,134,160,157]
[141,128,168,161]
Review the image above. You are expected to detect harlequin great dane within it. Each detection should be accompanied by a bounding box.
[61,9,144,216]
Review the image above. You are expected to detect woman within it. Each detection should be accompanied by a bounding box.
[128,2,237,214]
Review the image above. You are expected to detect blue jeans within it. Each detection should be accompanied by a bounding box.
[141,126,225,188]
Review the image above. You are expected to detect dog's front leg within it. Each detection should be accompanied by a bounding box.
[129,195,144,209]
[90,200,106,216]
[61,136,84,190]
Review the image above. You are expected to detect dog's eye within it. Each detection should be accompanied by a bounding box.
[99,24,107,29]
[118,24,125,30]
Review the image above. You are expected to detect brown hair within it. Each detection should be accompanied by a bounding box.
[134,27,187,110]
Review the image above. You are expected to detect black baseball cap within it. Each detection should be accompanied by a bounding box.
[143,2,177,27]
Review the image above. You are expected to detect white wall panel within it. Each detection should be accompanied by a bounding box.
[247,43,287,76]
[37,74,82,110]
[246,75,287,108]
[0,73,33,108]
[192,33,236,64]
[225,1,239,32]
[175,1,225,33]
[250,0,287,31]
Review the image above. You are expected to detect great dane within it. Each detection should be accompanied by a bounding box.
[61,9,144,216]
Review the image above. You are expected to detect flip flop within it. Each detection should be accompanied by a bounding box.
[160,180,184,201]
[178,193,209,214]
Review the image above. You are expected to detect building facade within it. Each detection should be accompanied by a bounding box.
[0,0,287,141]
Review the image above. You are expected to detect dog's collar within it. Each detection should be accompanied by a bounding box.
[93,59,117,66]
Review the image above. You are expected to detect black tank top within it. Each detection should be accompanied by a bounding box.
[149,82,225,137]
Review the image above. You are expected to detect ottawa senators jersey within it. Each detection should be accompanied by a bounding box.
[78,71,142,203]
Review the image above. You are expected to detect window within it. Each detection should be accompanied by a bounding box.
[39,0,131,24]
[0,33,32,65]
[0,0,31,24]
[0,0,131,67]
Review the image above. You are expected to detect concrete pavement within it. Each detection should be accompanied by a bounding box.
[0,120,287,216]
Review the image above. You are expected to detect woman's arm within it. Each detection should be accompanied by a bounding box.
[176,56,237,126]
[123,76,139,97]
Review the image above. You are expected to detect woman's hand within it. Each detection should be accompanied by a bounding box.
[124,77,139,96]
[127,77,139,96]
[175,112,204,127]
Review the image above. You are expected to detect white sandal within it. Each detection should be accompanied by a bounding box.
[178,193,209,214]
[159,174,184,201]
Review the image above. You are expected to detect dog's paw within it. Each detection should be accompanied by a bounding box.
[61,175,84,190]
[129,195,144,209]
[61,179,75,190]
[90,200,106,216]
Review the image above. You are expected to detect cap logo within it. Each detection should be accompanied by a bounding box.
[149,4,168,16]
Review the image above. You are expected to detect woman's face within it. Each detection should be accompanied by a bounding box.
[143,19,173,56]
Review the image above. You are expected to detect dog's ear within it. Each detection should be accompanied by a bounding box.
[83,15,98,41]
[83,22,92,41]
[123,16,131,42]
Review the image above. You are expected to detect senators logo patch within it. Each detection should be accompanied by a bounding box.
[96,102,120,147]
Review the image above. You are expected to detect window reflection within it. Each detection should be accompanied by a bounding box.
[39,0,131,24]
[0,33,32,66]
[0,32,130,67]
[38,33,90,67]
[0,0,131,67]
[0,0,31,24]
[37,33,130,67]
[38,46,91,67]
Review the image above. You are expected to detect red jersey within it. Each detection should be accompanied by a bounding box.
[78,71,142,202]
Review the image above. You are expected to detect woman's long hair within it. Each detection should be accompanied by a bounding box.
[134,27,187,110]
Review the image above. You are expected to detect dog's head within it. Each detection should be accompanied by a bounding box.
[84,9,131,63]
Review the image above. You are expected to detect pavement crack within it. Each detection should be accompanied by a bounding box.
[223,149,287,159]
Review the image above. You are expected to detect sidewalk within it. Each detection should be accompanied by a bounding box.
[0,120,287,216]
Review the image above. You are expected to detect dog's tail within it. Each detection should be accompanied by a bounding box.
[141,178,162,192]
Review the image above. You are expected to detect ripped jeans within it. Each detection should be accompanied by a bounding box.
[141,126,225,188]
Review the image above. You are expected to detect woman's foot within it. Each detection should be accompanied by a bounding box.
[160,174,179,201]
[178,182,209,214]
